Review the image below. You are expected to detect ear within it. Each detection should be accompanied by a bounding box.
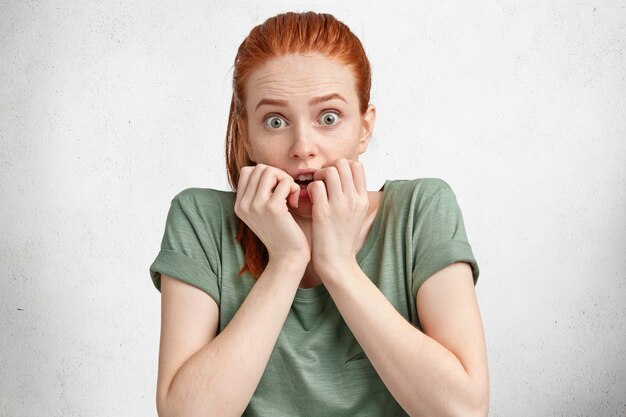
[237,116,255,162]
[357,103,376,154]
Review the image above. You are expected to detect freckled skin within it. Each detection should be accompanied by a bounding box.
[240,54,376,221]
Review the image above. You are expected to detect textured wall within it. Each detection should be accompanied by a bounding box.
[1,1,625,416]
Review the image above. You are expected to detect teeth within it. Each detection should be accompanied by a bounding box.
[297,174,314,181]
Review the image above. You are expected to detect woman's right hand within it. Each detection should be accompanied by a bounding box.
[234,164,311,266]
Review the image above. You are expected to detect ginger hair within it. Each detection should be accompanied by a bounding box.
[225,11,372,278]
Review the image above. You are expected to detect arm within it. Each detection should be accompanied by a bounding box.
[307,160,487,416]
[322,261,489,417]
[157,164,309,417]
[156,259,306,417]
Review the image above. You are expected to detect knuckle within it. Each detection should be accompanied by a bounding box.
[274,176,285,187]
[250,200,264,213]
[267,201,282,214]
[265,166,284,179]
[267,166,284,178]
[234,203,245,217]
[235,201,247,213]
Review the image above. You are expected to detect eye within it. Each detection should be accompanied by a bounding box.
[264,115,287,129]
[319,110,341,126]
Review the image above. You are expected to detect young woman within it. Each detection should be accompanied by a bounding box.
[150,11,489,417]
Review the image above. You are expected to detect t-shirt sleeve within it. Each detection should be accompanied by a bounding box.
[149,190,221,304]
[411,180,480,298]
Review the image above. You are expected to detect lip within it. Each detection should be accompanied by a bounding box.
[290,168,318,179]
[290,168,318,200]
[298,188,310,200]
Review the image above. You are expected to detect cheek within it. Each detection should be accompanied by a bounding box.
[245,128,275,161]
[321,142,361,161]
[248,142,281,163]
[331,127,362,153]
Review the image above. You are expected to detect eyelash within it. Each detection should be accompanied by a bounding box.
[263,109,342,129]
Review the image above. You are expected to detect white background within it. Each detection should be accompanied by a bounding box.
[1,1,625,416]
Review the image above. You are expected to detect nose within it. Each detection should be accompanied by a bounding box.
[289,128,318,160]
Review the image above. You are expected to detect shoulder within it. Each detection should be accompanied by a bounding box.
[384,177,453,194]
[169,188,237,225]
[383,178,456,206]
[174,187,235,211]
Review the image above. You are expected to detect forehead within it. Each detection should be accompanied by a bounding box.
[245,54,358,107]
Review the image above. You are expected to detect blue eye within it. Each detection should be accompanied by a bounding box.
[264,115,286,129]
[319,111,341,126]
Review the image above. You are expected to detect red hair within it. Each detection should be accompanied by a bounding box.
[225,11,372,278]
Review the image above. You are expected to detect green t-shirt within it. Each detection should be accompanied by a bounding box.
[149,178,479,416]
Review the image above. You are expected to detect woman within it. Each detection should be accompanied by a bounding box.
[150,11,489,417]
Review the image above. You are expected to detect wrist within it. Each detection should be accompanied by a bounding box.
[266,255,309,277]
[316,257,361,283]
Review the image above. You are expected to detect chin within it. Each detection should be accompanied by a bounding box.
[289,199,313,219]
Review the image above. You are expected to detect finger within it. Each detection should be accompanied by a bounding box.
[266,166,296,195]
[257,167,284,199]
[240,164,267,208]
[307,180,328,208]
[288,181,300,208]
[235,166,253,206]
[313,166,342,201]
[272,166,301,209]
[349,160,367,196]
[334,158,357,195]
[271,176,300,208]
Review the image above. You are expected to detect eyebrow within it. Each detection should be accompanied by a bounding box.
[254,93,347,111]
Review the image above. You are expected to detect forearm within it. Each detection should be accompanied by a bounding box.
[323,263,486,417]
[161,260,305,417]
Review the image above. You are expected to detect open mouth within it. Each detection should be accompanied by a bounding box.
[294,174,314,188]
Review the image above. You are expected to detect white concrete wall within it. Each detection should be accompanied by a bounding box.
[1,1,624,415]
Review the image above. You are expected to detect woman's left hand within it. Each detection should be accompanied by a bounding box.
[306,158,369,279]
